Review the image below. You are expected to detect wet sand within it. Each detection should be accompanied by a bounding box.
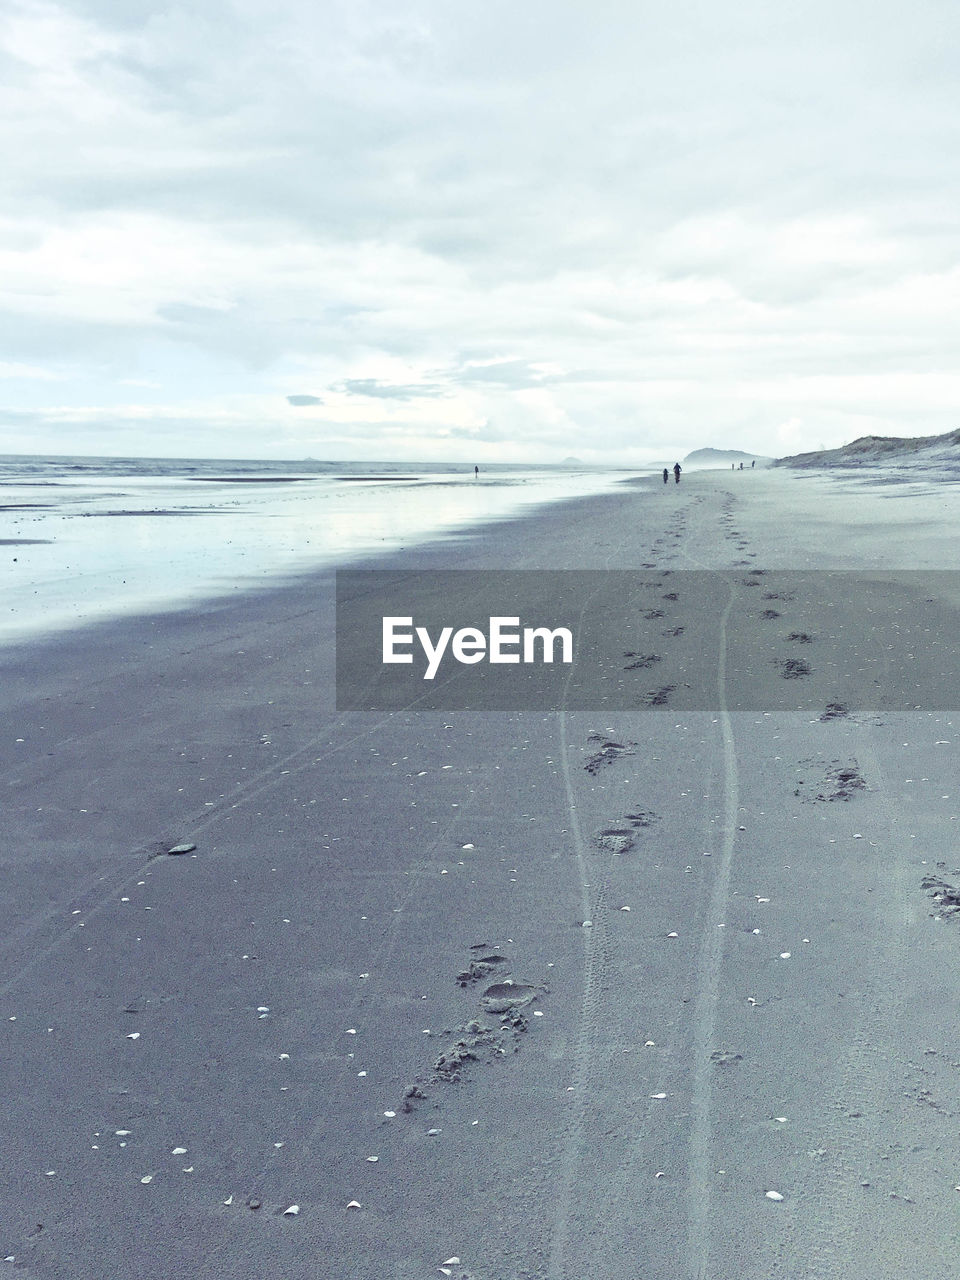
[3,468,960,1279]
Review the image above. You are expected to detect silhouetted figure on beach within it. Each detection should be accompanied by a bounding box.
[662,467,669,485]
[751,459,755,468]
[673,462,681,484]
[739,461,744,470]
[474,465,479,479]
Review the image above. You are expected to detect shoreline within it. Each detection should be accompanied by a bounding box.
[4,469,960,1278]
[0,462,638,647]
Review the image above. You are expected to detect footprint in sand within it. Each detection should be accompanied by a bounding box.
[584,735,637,776]
[777,657,811,679]
[480,981,540,1013]
[922,874,960,919]
[593,809,660,854]
[408,951,549,1092]
[794,757,866,802]
[594,827,637,854]
[642,685,676,706]
[819,702,850,721]
[623,652,662,671]
[456,954,509,987]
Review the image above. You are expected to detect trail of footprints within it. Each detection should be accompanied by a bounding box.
[619,571,685,707]
[644,502,692,568]
[583,494,960,1208]
[718,490,757,564]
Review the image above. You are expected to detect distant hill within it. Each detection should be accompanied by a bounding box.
[776,428,960,469]
[684,447,766,467]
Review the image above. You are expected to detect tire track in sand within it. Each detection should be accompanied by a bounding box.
[545,574,620,1280]
[677,486,744,1279]
[682,574,739,1280]
[546,489,705,1280]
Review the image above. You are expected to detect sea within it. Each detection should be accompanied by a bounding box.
[0,454,643,643]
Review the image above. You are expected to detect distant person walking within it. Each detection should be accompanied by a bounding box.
[673,462,681,484]
[474,465,479,479]
[751,459,755,468]
[662,467,669,485]
[739,461,744,470]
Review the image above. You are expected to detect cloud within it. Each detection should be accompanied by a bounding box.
[336,378,447,400]
[2,0,960,458]
[454,359,554,388]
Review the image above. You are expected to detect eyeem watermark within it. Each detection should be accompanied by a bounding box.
[382,616,573,680]
[336,568,960,711]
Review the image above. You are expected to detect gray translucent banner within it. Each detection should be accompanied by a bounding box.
[335,569,960,712]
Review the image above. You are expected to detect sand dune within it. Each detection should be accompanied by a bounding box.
[777,425,960,472]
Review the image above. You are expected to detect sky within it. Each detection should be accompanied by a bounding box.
[2,0,959,463]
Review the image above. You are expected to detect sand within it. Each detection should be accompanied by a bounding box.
[3,467,960,1279]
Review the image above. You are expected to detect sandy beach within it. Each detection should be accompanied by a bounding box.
[4,466,960,1280]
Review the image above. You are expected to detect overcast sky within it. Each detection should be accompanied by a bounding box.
[2,0,959,462]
